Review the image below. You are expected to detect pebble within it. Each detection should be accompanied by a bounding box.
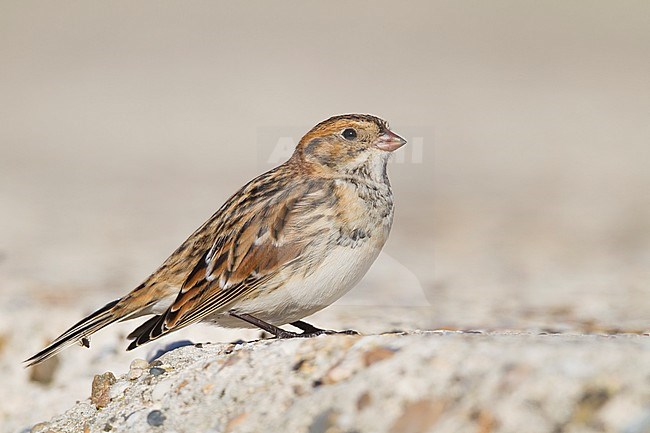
[103,417,118,432]
[130,358,149,369]
[91,372,116,409]
[147,410,166,427]
[149,367,166,376]
[127,369,144,380]
[362,347,396,366]
[128,358,149,380]
[30,422,49,432]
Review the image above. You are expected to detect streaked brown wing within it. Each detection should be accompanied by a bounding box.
[127,177,313,348]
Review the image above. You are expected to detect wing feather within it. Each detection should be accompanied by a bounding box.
[127,177,315,348]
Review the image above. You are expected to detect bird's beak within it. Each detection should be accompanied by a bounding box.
[375,130,407,152]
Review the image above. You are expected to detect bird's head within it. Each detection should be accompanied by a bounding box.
[294,114,406,180]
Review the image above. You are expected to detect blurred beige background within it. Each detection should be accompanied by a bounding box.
[1,1,649,430]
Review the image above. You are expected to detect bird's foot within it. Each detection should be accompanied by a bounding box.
[274,329,303,339]
[229,313,359,340]
[290,320,359,337]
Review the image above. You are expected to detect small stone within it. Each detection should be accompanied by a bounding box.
[103,418,118,432]
[176,379,189,392]
[308,409,338,433]
[129,358,149,370]
[91,372,116,409]
[292,359,306,371]
[472,410,495,433]
[357,392,372,410]
[128,368,144,380]
[149,367,166,376]
[225,413,247,431]
[127,358,149,380]
[389,399,445,433]
[363,347,396,366]
[147,410,166,427]
[323,364,353,384]
[30,422,49,432]
[572,386,612,423]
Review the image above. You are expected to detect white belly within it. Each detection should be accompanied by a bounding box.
[210,238,384,328]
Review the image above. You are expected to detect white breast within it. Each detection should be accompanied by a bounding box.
[213,232,386,327]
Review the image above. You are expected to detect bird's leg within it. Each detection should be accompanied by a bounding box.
[290,320,359,337]
[229,312,301,339]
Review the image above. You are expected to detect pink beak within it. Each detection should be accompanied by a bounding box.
[375,129,407,152]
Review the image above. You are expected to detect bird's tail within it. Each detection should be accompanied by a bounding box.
[24,298,121,367]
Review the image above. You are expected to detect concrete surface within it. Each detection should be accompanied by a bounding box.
[29,332,650,433]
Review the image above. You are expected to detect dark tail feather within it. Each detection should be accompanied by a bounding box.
[24,299,120,367]
[126,314,167,351]
[126,315,160,341]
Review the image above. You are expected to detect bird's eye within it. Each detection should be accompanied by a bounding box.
[342,128,357,140]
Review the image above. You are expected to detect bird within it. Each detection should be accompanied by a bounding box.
[25,114,406,367]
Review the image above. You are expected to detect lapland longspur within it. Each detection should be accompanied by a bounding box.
[26,114,406,366]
